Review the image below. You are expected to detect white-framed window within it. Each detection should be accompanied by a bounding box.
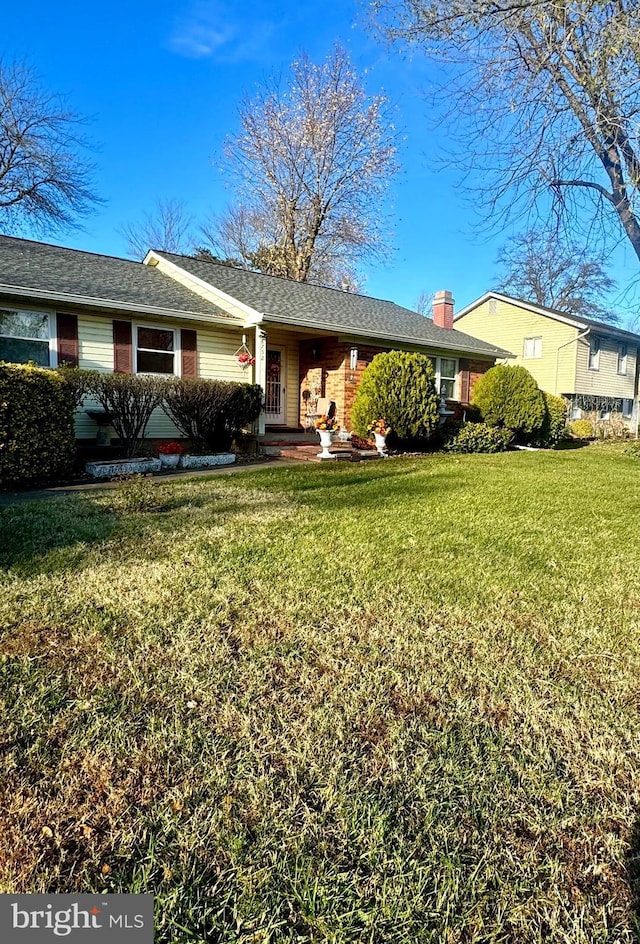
[0,308,55,367]
[617,343,628,375]
[570,402,582,421]
[134,324,177,375]
[523,336,542,358]
[435,356,458,400]
[588,337,600,370]
[599,409,611,421]
[623,398,635,419]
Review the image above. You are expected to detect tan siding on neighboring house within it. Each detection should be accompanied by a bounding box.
[575,335,638,398]
[456,299,577,394]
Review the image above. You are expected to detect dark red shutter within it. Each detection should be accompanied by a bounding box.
[458,358,471,404]
[56,313,79,367]
[113,320,133,373]
[181,329,198,377]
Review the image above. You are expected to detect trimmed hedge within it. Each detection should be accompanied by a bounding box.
[351,351,439,445]
[472,365,545,443]
[568,419,594,440]
[0,362,76,487]
[446,422,513,454]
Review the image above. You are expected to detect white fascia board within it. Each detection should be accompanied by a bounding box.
[262,312,507,358]
[145,251,264,325]
[0,283,245,327]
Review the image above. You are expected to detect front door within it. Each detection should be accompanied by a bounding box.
[265,348,286,425]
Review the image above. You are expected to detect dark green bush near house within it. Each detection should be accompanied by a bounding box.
[163,378,262,453]
[472,365,545,443]
[532,392,568,448]
[351,351,439,445]
[0,362,75,487]
[568,419,594,440]
[89,373,167,458]
[446,422,513,454]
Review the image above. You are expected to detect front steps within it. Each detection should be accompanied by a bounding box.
[262,439,382,463]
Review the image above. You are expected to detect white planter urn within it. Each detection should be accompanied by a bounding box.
[317,429,336,459]
[374,432,388,457]
[159,453,181,469]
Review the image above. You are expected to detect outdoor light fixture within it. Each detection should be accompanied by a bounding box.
[349,347,358,370]
[312,345,320,360]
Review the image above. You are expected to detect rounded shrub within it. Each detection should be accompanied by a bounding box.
[532,392,568,447]
[568,418,594,440]
[0,362,76,487]
[446,422,512,454]
[472,365,545,442]
[350,351,439,445]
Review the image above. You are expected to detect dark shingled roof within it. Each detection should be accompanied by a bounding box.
[0,235,233,321]
[155,251,508,358]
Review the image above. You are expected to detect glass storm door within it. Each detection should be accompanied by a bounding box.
[265,348,286,424]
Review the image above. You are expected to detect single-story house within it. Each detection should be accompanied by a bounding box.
[0,235,508,439]
[455,291,640,431]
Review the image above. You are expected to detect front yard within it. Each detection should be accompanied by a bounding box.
[1,447,640,942]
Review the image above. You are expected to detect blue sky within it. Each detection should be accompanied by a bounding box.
[3,0,639,320]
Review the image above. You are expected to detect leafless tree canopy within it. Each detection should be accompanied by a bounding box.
[204,44,398,288]
[120,198,196,259]
[496,228,619,322]
[373,1,640,263]
[0,59,98,235]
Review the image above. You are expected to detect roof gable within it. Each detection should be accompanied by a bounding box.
[151,250,509,358]
[455,291,640,345]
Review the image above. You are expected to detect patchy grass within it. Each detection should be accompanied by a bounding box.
[1,446,640,942]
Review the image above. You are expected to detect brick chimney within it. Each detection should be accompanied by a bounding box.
[433,290,455,330]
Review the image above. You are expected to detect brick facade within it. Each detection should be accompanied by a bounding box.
[298,339,495,429]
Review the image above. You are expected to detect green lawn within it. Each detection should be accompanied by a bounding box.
[1,446,640,942]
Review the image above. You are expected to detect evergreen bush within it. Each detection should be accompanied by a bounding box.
[533,392,568,447]
[472,365,545,442]
[568,419,594,440]
[0,362,75,487]
[351,351,439,445]
[445,422,512,454]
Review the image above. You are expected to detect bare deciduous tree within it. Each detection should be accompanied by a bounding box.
[495,228,619,322]
[120,198,196,259]
[204,44,398,288]
[373,1,640,263]
[0,58,98,235]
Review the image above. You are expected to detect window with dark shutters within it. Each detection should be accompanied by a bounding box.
[181,329,198,377]
[56,313,79,367]
[113,320,133,373]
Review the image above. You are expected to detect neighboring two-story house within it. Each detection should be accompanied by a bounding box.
[454,292,640,432]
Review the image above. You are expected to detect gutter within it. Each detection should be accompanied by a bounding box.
[261,311,508,359]
[0,283,245,328]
